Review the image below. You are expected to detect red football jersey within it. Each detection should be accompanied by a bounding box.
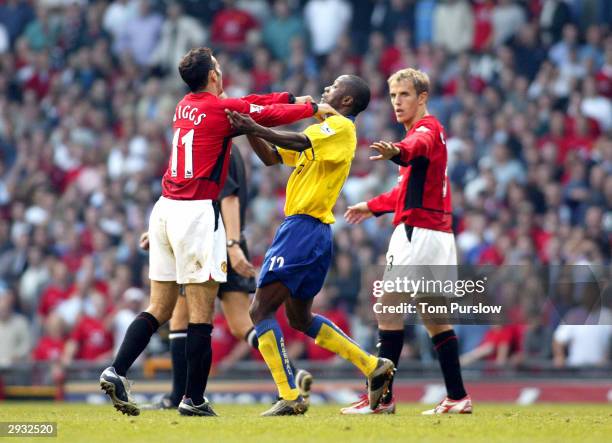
[162,92,315,200]
[70,316,113,361]
[32,336,66,361]
[211,314,239,365]
[367,115,452,232]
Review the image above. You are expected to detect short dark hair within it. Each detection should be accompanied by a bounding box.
[178,47,215,93]
[343,75,371,116]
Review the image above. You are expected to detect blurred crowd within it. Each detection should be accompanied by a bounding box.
[0,0,611,377]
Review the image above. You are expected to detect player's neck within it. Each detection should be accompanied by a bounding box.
[403,107,428,132]
[194,84,220,96]
[337,106,353,119]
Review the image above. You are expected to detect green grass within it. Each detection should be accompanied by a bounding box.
[1,403,611,443]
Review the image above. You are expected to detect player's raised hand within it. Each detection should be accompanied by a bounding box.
[139,232,149,250]
[228,245,256,278]
[369,141,400,161]
[294,95,313,104]
[314,103,339,121]
[225,109,261,133]
[344,202,374,224]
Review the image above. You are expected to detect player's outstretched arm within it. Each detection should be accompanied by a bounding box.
[370,131,434,164]
[226,110,312,151]
[241,92,313,106]
[224,96,338,129]
[344,202,373,224]
[369,141,400,161]
[245,134,282,166]
[366,184,400,216]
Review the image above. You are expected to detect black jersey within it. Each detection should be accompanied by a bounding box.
[219,147,248,233]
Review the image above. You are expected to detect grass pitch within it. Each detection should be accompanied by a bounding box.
[1,402,611,443]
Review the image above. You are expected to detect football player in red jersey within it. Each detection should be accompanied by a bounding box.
[344,68,472,415]
[100,47,335,417]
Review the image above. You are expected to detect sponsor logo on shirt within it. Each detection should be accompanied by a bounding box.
[320,122,335,135]
[249,104,264,113]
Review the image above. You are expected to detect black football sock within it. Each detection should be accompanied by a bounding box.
[432,329,467,400]
[169,329,187,406]
[113,312,159,376]
[185,323,213,405]
[378,329,404,403]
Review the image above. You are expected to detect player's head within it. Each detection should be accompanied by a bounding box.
[178,47,223,95]
[320,75,371,117]
[387,68,429,126]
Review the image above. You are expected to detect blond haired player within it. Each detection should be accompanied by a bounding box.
[345,68,472,415]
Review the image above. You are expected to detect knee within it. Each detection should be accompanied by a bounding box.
[287,313,310,333]
[425,323,453,337]
[226,320,249,340]
[376,313,404,331]
[147,304,173,325]
[249,302,264,325]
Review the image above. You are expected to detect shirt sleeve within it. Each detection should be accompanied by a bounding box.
[219,149,239,199]
[391,124,437,166]
[240,92,293,105]
[367,181,400,215]
[303,116,353,162]
[276,147,299,167]
[223,98,315,128]
[553,325,572,344]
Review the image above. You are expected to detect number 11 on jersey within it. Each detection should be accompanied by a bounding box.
[171,128,194,178]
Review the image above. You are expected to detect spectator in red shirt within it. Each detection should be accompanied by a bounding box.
[251,46,273,93]
[23,51,55,99]
[594,43,612,98]
[472,0,494,52]
[32,313,66,362]
[211,0,258,52]
[442,53,486,96]
[460,324,524,367]
[38,260,72,318]
[62,293,113,363]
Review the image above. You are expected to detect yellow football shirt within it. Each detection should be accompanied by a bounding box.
[276,115,356,224]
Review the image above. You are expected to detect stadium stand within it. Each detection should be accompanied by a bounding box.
[0,0,610,402]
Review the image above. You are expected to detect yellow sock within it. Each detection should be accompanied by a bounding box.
[256,321,299,400]
[308,315,378,376]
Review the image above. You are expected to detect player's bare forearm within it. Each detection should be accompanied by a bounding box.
[246,134,281,166]
[221,195,241,242]
[221,195,256,277]
[226,110,311,151]
[250,126,311,151]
